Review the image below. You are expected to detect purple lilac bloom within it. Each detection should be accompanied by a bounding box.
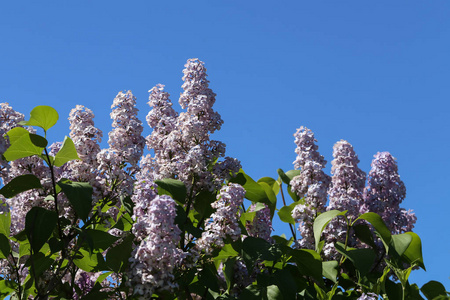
[145,60,241,195]
[128,195,185,297]
[97,91,145,194]
[0,103,25,184]
[246,203,273,242]
[290,126,331,249]
[361,152,416,234]
[197,183,245,254]
[323,140,366,257]
[67,105,103,192]
[357,293,378,300]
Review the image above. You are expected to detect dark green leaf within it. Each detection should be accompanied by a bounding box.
[112,213,133,232]
[224,257,236,292]
[421,281,448,300]
[355,212,392,246]
[0,234,11,259]
[322,261,338,283]
[155,178,187,204]
[120,195,134,216]
[0,174,42,198]
[193,190,216,219]
[85,230,119,252]
[313,210,347,251]
[54,136,79,167]
[57,179,93,221]
[25,207,57,253]
[353,223,377,250]
[277,169,291,185]
[20,105,59,132]
[289,248,323,282]
[242,237,278,261]
[106,233,134,272]
[4,129,44,161]
[335,243,376,276]
[29,134,48,148]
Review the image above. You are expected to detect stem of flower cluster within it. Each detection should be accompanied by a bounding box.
[279,183,297,240]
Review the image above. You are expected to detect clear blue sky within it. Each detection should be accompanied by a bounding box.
[1,0,449,290]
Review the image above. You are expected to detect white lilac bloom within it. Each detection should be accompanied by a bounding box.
[323,140,366,258]
[128,195,184,298]
[197,183,245,254]
[246,203,273,242]
[361,152,416,234]
[290,126,330,249]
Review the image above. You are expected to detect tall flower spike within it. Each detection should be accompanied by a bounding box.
[145,84,180,180]
[128,195,185,298]
[196,183,245,254]
[323,140,366,258]
[97,91,145,196]
[362,152,416,234]
[290,126,330,249]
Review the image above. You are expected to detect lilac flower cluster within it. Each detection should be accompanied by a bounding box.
[197,183,245,254]
[362,152,416,234]
[357,293,378,300]
[0,103,24,183]
[145,59,241,194]
[128,195,185,297]
[97,91,145,196]
[323,140,366,257]
[246,203,273,242]
[290,126,331,249]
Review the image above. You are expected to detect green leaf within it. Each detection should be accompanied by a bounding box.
[266,285,283,300]
[353,223,377,250]
[313,210,347,251]
[258,177,280,195]
[0,213,10,237]
[390,233,413,257]
[106,233,134,272]
[193,190,216,219]
[0,174,42,198]
[322,260,338,283]
[401,232,425,270]
[112,213,133,232]
[25,207,58,253]
[57,179,93,221]
[84,230,119,252]
[0,280,16,297]
[224,257,236,292]
[20,105,59,132]
[53,136,79,167]
[421,281,448,300]
[155,178,187,204]
[277,168,291,185]
[74,248,107,272]
[3,129,45,161]
[334,242,376,276]
[289,248,323,282]
[120,195,134,216]
[242,236,278,261]
[355,212,392,246]
[277,201,300,225]
[258,182,277,216]
[0,234,11,259]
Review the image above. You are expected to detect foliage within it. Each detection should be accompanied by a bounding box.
[0,60,448,300]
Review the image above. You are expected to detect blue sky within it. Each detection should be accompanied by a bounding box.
[1,0,449,290]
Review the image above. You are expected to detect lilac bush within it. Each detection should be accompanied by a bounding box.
[0,58,443,299]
